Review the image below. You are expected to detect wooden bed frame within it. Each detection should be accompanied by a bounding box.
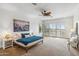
[13,39,43,52]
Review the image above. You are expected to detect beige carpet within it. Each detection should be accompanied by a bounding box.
[24,37,79,56]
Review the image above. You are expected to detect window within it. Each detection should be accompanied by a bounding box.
[56,24,61,29]
[48,23,65,29]
[52,24,56,29]
[61,24,65,29]
[49,24,56,29]
[49,24,53,29]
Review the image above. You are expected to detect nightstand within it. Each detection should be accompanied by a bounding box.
[2,38,13,50]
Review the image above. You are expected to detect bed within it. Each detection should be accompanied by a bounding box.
[13,34,43,52]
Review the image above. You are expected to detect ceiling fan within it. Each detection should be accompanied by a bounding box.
[32,3,52,16]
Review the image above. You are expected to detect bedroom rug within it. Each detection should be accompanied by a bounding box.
[23,37,79,56]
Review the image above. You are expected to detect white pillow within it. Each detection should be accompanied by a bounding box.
[25,35,30,38]
[13,33,21,40]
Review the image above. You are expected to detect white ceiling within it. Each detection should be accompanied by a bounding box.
[0,3,79,19]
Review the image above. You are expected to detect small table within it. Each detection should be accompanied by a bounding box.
[2,38,13,50]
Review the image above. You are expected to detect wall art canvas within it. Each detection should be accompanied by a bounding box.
[13,19,29,32]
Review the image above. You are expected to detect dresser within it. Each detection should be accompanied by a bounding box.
[2,38,13,50]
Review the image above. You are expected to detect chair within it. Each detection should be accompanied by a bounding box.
[69,32,78,48]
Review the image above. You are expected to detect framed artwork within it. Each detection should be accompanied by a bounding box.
[13,19,29,32]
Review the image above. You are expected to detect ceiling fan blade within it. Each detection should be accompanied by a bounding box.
[32,3,37,6]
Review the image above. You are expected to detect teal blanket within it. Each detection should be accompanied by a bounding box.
[17,36,43,45]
